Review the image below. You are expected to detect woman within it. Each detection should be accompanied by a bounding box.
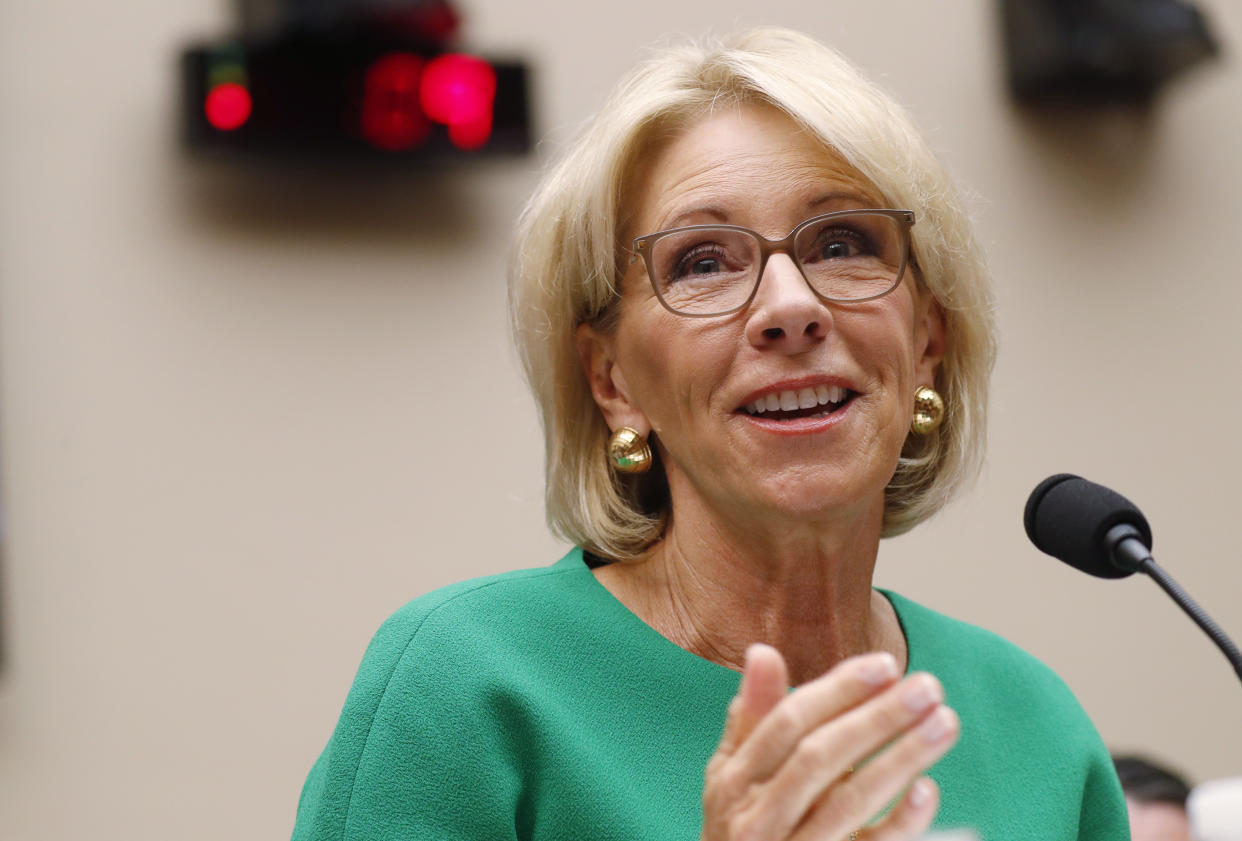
[292,29,1128,841]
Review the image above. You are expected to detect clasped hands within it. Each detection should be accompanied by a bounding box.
[702,645,959,841]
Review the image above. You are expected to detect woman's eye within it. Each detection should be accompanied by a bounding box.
[821,239,855,259]
[670,246,730,280]
[815,229,871,260]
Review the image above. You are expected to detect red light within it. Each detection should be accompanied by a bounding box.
[448,113,493,151]
[362,53,430,151]
[421,54,496,149]
[204,83,251,131]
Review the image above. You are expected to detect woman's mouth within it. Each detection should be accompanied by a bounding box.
[741,385,855,421]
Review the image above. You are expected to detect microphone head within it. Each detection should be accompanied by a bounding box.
[1024,474,1153,578]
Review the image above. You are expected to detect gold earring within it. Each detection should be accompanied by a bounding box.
[607,427,652,474]
[911,386,945,435]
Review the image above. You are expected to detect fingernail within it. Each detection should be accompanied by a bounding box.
[908,778,934,808]
[857,652,899,687]
[901,674,942,713]
[919,706,956,743]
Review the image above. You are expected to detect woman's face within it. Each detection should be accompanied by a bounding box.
[579,104,945,529]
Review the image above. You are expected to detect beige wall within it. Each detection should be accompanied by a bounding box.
[1,1,1239,838]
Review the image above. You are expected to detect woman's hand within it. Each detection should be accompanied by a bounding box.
[702,645,959,841]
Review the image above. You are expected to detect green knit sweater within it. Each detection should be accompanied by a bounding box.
[292,548,1129,840]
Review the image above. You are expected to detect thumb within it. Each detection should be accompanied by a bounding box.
[716,644,789,758]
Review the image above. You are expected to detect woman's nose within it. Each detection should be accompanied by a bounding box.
[744,253,832,352]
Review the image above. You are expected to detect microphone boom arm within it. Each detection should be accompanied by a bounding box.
[1107,524,1242,684]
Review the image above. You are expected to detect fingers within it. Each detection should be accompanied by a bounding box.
[791,706,958,841]
[861,777,940,841]
[704,651,957,841]
[714,644,790,759]
[730,652,901,781]
[736,671,955,841]
[704,651,904,840]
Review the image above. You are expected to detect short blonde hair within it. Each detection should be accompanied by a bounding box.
[510,28,997,560]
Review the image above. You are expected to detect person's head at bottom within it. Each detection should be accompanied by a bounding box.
[1114,755,1193,841]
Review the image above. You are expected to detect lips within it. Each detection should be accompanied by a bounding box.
[740,384,855,420]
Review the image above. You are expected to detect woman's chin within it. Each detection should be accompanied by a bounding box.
[726,472,887,528]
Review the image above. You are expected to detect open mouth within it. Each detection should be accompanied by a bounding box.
[741,385,855,421]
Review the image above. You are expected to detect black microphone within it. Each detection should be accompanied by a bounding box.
[1025,474,1242,684]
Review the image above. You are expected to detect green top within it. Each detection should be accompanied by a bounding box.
[292,548,1129,840]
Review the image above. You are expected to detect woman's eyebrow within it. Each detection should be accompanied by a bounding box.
[807,190,880,210]
[653,187,881,233]
[657,205,731,231]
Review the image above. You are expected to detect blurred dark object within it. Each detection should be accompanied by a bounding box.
[236,0,464,40]
[1113,753,1193,805]
[181,0,531,162]
[1002,0,1219,104]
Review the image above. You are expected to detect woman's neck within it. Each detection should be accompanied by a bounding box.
[592,500,907,686]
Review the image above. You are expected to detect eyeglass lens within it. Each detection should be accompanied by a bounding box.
[647,212,905,315]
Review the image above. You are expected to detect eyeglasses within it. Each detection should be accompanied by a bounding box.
[629,209,915,317]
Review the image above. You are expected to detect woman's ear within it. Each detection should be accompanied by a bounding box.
[576,323,651,436]
[913,295,947,388]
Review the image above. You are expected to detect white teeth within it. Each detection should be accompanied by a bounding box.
[744,385,851,415]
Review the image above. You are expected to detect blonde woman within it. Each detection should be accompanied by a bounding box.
[293,29,1128,841]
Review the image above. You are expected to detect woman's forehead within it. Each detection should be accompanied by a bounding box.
[624,104,885,235]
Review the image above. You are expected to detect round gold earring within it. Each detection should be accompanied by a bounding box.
[910,386,945,435]
[607,427,652,474]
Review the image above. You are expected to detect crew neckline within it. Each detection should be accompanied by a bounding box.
[560,546,916,681]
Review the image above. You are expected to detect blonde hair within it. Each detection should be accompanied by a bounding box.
[510,28,997,560]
